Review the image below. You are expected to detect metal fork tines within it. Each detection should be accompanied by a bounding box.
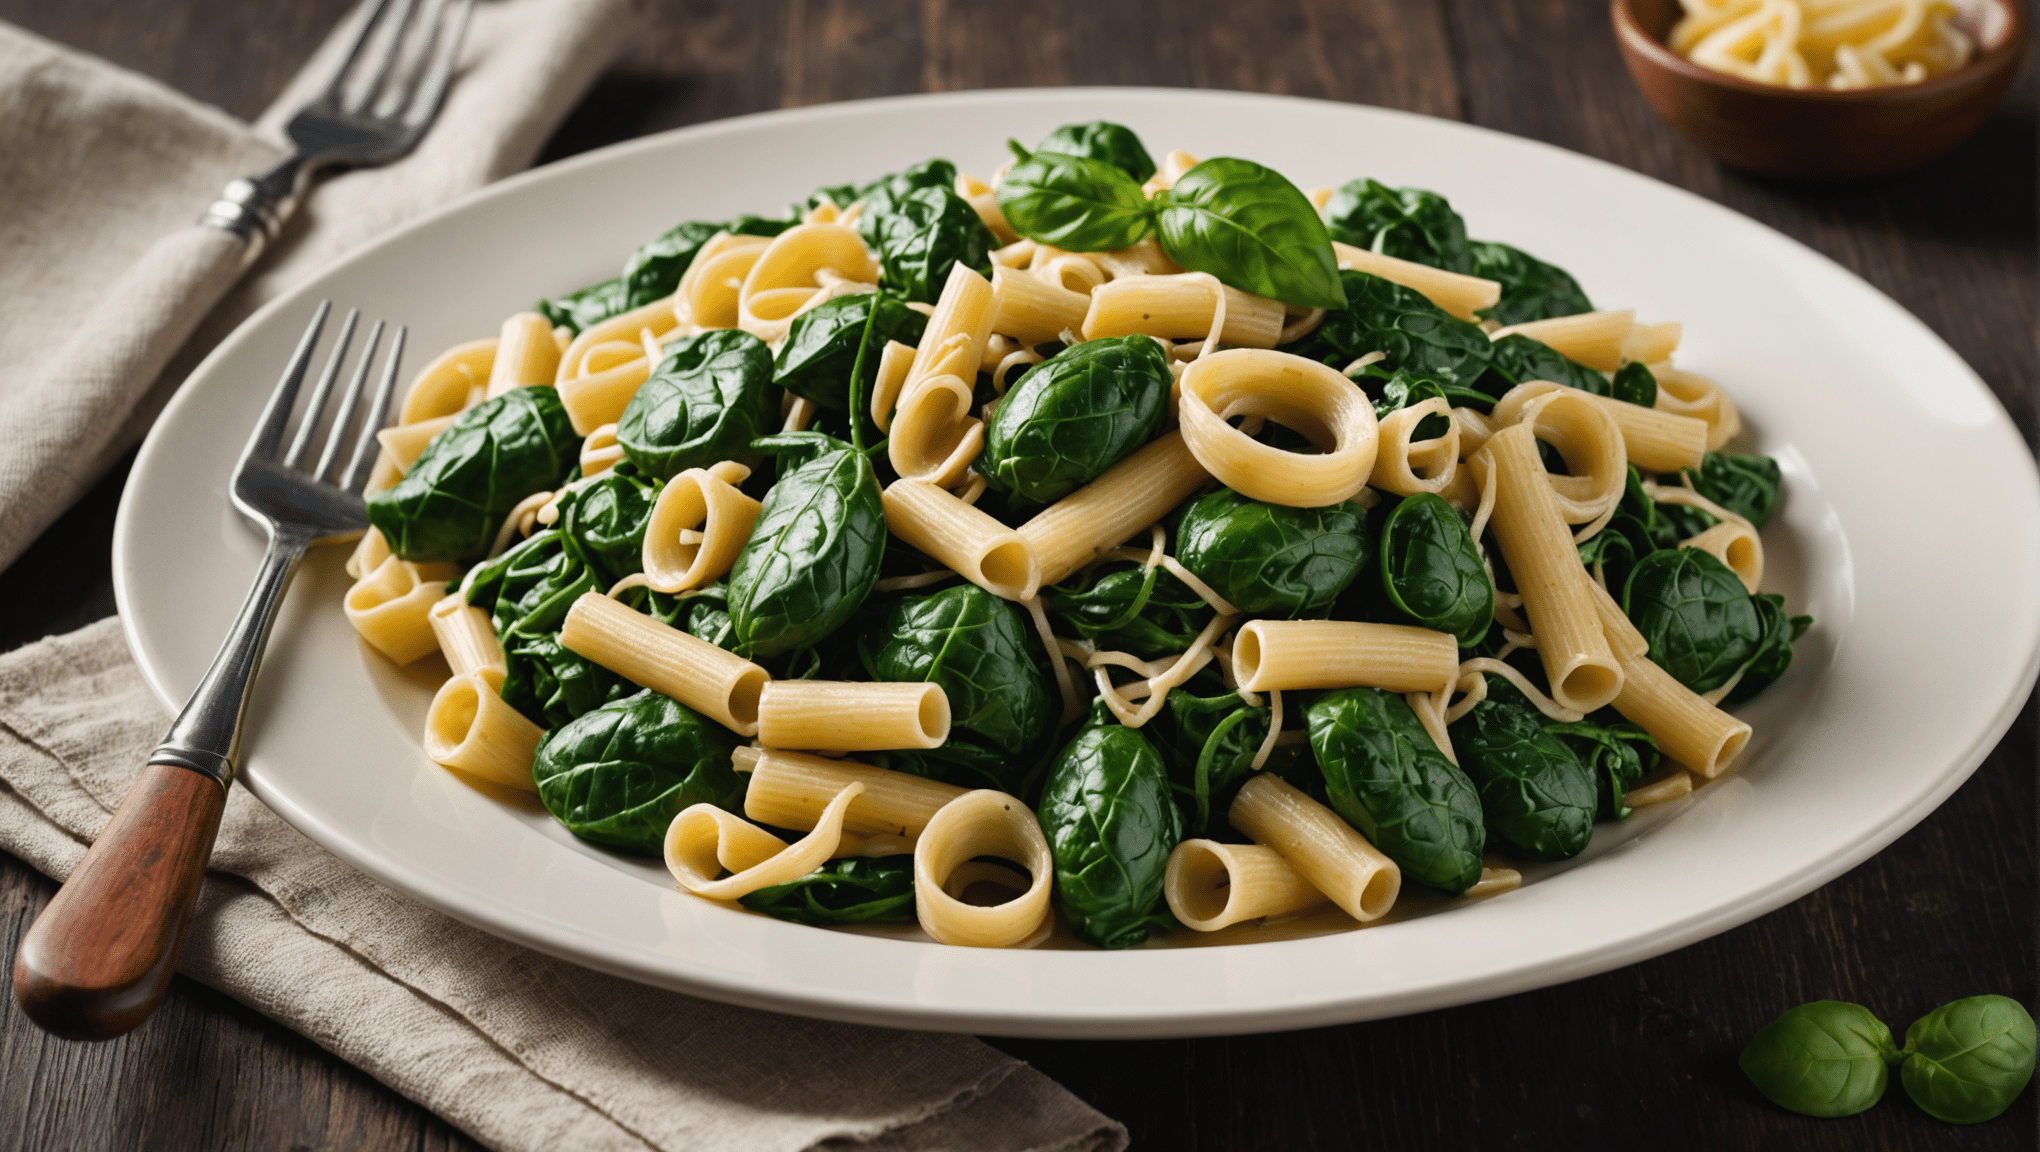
[152,303,406,788]
[204,0,474,255]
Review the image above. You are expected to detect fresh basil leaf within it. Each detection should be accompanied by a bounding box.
[531,689,742,853]
[1468,240,1593,325]
[1035,120,1157,182]
[740,855,917,926]
[1304,687,1485,894]
[1684,452,1783,528]
[1314,270,1490,389]
[982,335,1172,506]
[1622,548,1762,694]
[1611,361,1657,408]
[1378,493,1494,646]
[1176,487,1368,617]
[1478,333,1606,399]
[774,290,929,411]
[996,152,1155,253]
[1040,701,1182,948]
[617,329,778,481]
[1740,1001,1900,1118]
[1323,179,1472,273]
[857,183,997,304]
[1899,995,2037,1123]
[725,433,885,658]
[367,386,579,564]
[1452,679,1597,860]
[1153,157,1346,309]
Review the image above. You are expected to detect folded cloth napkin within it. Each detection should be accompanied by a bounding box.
[0,10,1126,1152]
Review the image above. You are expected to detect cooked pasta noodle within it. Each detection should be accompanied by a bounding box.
[735,746,968,838]
[913,789,1055,948]
[1490,309,1636,372]
[1228,774,1400,922]
[344,556,454,665]
[423,673,544,791]
[881,479,1042,601]
[483,312,562,399]
[1232,620,1459,694]
[559,592,769,735]
[1017,430,1210,586]
[1177,349,1379,506]
[1331,241,1500,322]
[756,680,950,751]
[641,460,760,593]
[666,783,864,900]
[400,338,495,423]
[1164,839,1330,932]
[428,592,506,689]
[1080,272,1284,349]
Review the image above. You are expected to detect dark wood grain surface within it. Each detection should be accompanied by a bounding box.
[2,2,2033,1148]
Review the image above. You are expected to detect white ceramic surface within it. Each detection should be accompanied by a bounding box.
[114,88,2040,1038]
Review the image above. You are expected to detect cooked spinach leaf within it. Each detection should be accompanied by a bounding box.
[981,335,1172,506]
[1611,360,1658,408]
[464,529,632,727]
[620,214,793,311]
[1623,547,1762,694]
[1040,702,1182,949]
[1467,240,1593,325]
[1478,333,1606,398]
[1175,487,1367,616]
[557,467,657,585]
[1452,681,1597,860]
[530,689,743,853]
[857,183,996,303]
[811,158,956,212]
[1323,179,1472,273]
[1153,158,1346,309]
[1376,493,1493,646]
[1151,689,1272,835]
[774,290,929,411]
[1303,687,1485,894]
[1543,715,1657,821]
[1684,452,1783,528]
[1725,592,1811,705]
[739,855,917,926]
[367,386,579,563]
[1314,270,1492,389]
[616,329,778,481]
[725,432,885,658]
[535,277,628,335]
[1043,563,1214,661]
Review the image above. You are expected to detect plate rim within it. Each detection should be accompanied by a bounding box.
[114,85,2040,1038]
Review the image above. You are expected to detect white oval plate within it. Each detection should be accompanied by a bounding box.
[114,89,2040,1038]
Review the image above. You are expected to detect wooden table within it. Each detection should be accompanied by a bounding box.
[2,3,2032,1148]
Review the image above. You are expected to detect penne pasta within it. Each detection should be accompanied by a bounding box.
[1332,241,1500,322]
[756,680,950,751]
[428,592,506,689]
[484,312,563,399]
[881,479,1041,601]
[1017,430,1210,586]
[423,673,544,791]
[1232,619,1460,694]
[1164,839,1330,932]
[559,592,769,736]
[1228,774,1400,922]
[1080,272,1285,348]
[735,746,968,838]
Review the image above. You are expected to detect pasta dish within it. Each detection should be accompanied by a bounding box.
[337,120,1811,950]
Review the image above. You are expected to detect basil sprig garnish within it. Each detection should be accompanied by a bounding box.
[1741,996,2036,1123]
[997,152,1155,253]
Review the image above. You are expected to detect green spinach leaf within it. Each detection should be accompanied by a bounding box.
[1467,240,1593,325]
[536,277,628,335]
[1153,158,1346,309]
[557,467,658,585]
[982,335,1173,506]
[616,329,778,481]
[620,215,793,311]
[1543,716,1657,821]
[1176,487,1367,616]
[1043,563,1213,661]
[464,529,631,728]
[1040,701,1183,948]
[739,855,917,926]
[1740,1001,1900,1118]
[1314,270,1491,389]
[1623,548,1762,694]
[1151,690,1271,835]
[1478,333,1606,398]
[1377,493,1493,646]
[1611,361,1657,408]
[1899,995,2037,1123]
[1684,452,1783,528]
[367,386,579,563]
[774,290,929,411]
[857,183,997,304]
[1303,687,1485,894]
[1323,179,1472,273]
[1451,681,1597,860]
[725,432,885,658]
[811,159,956,212]
[530,689,743,853]
[1725,592,1810,706]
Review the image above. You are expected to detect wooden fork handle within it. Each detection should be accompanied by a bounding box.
[13,762,227,1040]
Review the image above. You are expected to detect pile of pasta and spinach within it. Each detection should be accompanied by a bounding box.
[352,118,1811,949]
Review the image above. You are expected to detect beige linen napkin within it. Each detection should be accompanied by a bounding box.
[0,11,1126,1152]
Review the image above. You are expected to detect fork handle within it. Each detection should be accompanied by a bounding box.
[13,763,227,1040]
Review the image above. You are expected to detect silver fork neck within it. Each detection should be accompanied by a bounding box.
[150,523,318,788]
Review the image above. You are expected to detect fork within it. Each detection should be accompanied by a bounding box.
[204,0,473,261]
[12,304,404,1040]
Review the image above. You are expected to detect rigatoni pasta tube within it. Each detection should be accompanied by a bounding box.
[990,264,1090,345]
[400,338,494,423]
[736,746,968,838]
[1490,309,1635,372]
[484,312,562,399]
[1494,379,1705,475]
[1683,521,1764,594]
[882,479,1041,601]
[756,680,950,751]
[423,674,543,791]
[1080,273,1284,348]
[1477,425,1625,713]
[888,373,983,487]
[908,263,996,385]
[1332,241,1500,323]
[642,461,761,593]
[1491,385,1627,526]
[558,353,651,437]
[559,592,769,736]
[913,790,1054,948]
[1164,839,1329,932]
[1609,647,1752,778]
[1232,620,1459,694]
[1228,774,1399,922]
[1177,349,1378,507]
[375,415,456,476]
[429,592,506,690]
[344,556,452,665]
[665,784,864,901]
[1370,396,1458,496]
[1017,430,1210,586]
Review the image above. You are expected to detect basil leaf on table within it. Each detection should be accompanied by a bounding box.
[1622,547,1762,694]
[739,855,918,927]
[556,467,658,585]
[367,385,579,564]
[1152,157,1346,309]
[1477,333,1606,398]
[1898,995,2037,1123]
[1032,120,1157,182]
[1725,594,1812,706]
[1303,687,1485,895]
[1175,487,1368,617]
[1684,452,1784,528]
[857,183,997,304]
[1040,701,1183,949]
[1610,360,1657,408]
[995,152,1156,253]
[1740,1000,1901,1118]
[725,432,885,659]
[536,276,628,335]
[774,290,929,411]
[616,329,778,481]
[858,584,1053,791]
[1377,493,1494,646]
[1451,679,1597,860]
[1313,270,1491,389]
[1323,179,1471,273]
[1467,239,1593,325]
[981,335,1173,506]
[1043,563,1213,662]
[530,689,743,853]
[464,529,631,728]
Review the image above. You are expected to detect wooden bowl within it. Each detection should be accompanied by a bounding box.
[1612,0,2028,179]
